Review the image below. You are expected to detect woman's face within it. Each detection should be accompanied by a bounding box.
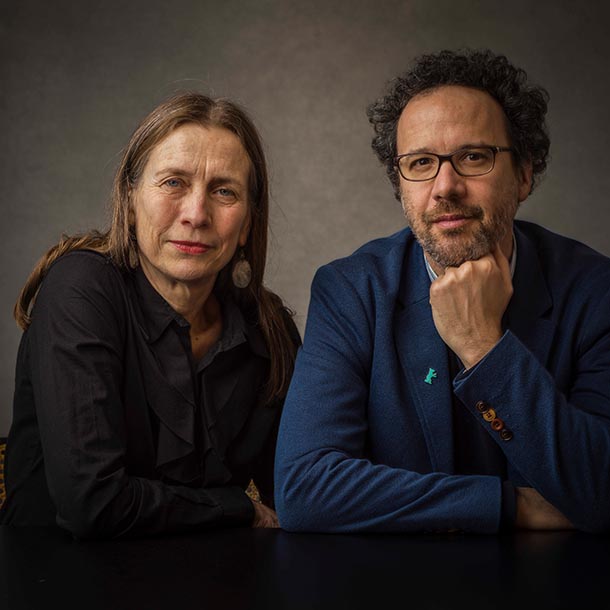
[131,123,251,297]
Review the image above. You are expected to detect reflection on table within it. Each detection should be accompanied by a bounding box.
[1,526,608,609]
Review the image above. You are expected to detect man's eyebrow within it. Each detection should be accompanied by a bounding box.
[400,142,494,155]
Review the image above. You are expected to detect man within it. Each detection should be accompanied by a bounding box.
[274,49,610,533]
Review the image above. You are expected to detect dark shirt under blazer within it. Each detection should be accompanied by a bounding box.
[2,250,299,538]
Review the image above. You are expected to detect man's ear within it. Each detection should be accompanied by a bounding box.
[399,192,408,217]
[518,160,534,202]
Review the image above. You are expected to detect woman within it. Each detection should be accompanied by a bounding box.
[1,92,300,538]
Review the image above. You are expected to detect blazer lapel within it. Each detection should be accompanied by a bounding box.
[507,225,555,364]
[394,242,455,473]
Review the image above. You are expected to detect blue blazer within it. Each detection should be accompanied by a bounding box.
[275,221,610,533]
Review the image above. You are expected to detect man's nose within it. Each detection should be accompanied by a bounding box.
[431,159,467,200]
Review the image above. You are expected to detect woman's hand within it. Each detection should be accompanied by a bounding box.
[250,499,280,528]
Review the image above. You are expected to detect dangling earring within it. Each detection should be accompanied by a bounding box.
[232,249,252,288]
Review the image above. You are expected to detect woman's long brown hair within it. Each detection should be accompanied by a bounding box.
[14,92,298,401]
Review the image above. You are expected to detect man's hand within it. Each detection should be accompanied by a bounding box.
[429,246,513,369]
[515,487,574,530]
[251,499,280,528]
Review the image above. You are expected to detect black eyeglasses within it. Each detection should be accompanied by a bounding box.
[395,146,514,182]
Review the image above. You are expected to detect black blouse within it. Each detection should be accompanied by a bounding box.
[1,250,299,538]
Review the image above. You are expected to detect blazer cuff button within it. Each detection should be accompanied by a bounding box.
[499,428,514,441]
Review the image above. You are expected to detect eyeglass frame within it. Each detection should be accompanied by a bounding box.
[394,145,514,182]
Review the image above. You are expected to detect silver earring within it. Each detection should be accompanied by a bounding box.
[232,249,252,288]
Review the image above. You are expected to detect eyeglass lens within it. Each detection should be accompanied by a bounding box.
[399,147,496,180]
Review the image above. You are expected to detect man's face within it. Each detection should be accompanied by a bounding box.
[396,85,532,274]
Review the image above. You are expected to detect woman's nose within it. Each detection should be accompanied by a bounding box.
[180,189,211,227]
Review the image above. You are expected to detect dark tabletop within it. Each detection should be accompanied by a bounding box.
[1,525,609,610]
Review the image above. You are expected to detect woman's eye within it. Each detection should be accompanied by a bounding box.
[216,188,236,198]
[164,178,182,188]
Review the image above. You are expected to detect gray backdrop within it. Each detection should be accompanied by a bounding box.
[2,0,609,435]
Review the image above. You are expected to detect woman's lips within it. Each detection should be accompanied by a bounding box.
[170,241,210,254]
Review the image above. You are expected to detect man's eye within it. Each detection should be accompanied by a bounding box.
[164,178,182,188]
[410,156,434,170]
[216,188,236,199]
[460,150,491,164]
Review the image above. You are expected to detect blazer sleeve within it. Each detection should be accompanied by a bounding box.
[453,275,610,533]
[27,253,253,539]
[274,263,503,534]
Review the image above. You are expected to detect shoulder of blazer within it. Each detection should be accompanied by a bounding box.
[514,220,610,297]
[322,228,415,287]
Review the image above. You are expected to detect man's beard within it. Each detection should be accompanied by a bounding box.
[402,197,518,269]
